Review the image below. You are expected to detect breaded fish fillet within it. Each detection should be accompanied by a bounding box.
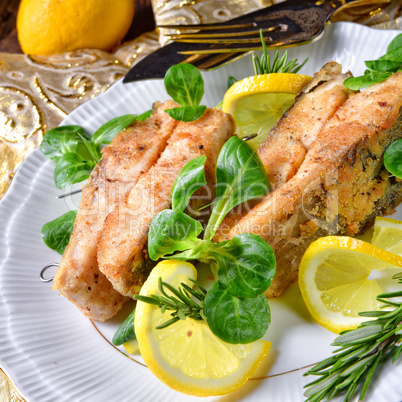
[216,62,353,240]
[53,100,179,321]
[98,108,235,298]
[219,72,402,297]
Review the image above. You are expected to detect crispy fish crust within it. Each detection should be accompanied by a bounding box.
[53,100,179,321]
[215,62,353,241]
[97,108,235,298]
[219,72,402,297]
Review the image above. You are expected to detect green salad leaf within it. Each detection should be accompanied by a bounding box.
[204,136,269,240]
[387,33,402,53]
[344,71,392,91]
[365,59,401,72]
[148,210,204,261]
[165,105,206,122]
[112,308,136,346]
[227,76,237,89]
[164,63,204,106]
[171,155,207,212]
[53,153,96,189]
[203,281,271,344]
[344,33,402,90]
[163,64,207,122]
[210,233,276,299]
[41,125,92,162]
[374,35,402,179]
[91,114,139,145]
[384,138,402,178]
[41,210,77,254]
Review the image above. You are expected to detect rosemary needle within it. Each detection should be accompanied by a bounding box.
[134,277,207,329]
[252,29,308,75]
[304,272,402,402]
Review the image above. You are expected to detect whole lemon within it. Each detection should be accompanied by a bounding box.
[17,0,135,55]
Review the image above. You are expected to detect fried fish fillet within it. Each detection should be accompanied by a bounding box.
[216,62,353,240]
[53,100,179,321]
[97,108,235,298]
[219,72,402,297]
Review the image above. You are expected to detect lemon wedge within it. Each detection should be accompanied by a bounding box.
[134,260,271,396]
[372,216,402,255]
[222,73,311,149]
[298,236,402,333]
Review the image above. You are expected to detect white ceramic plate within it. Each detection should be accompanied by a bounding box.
[1,22,402,402]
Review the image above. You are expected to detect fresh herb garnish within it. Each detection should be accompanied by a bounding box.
[53,152,97,189]
[41,210,77,254]
[227,75,237,89]
[384,138,402,178]
[41,113,147,188]
[344,33,402,90]
[91,111,151,146]
[140,136,276,344]
[164,63,207,122]
[253,29,308,75]
[135,277,207,329]
[112,308,137,346]
[203,135,270,240]
[369,35,402,178]
[204,281,270,344]
[304,272,402,402]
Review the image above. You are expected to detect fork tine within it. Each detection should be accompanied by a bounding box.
[178,31,324,54]
[167,26,281,40]
[172,35,273,45]
[156,23,256,31]
[182,51,249,70]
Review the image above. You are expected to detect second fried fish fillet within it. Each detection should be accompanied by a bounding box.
[221,72,402,298]
[52,100,179,321]
[98,108,235,298]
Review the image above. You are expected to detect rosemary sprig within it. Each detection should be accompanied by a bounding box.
[252,29,308,75]
[134,277,207,329]
[304,272,402,402]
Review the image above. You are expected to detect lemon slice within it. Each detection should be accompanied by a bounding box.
[298,236,402,333]
[372,216,402,255]
[135,260,271,396]
[222,73,311,149]
[123,339,139,355]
